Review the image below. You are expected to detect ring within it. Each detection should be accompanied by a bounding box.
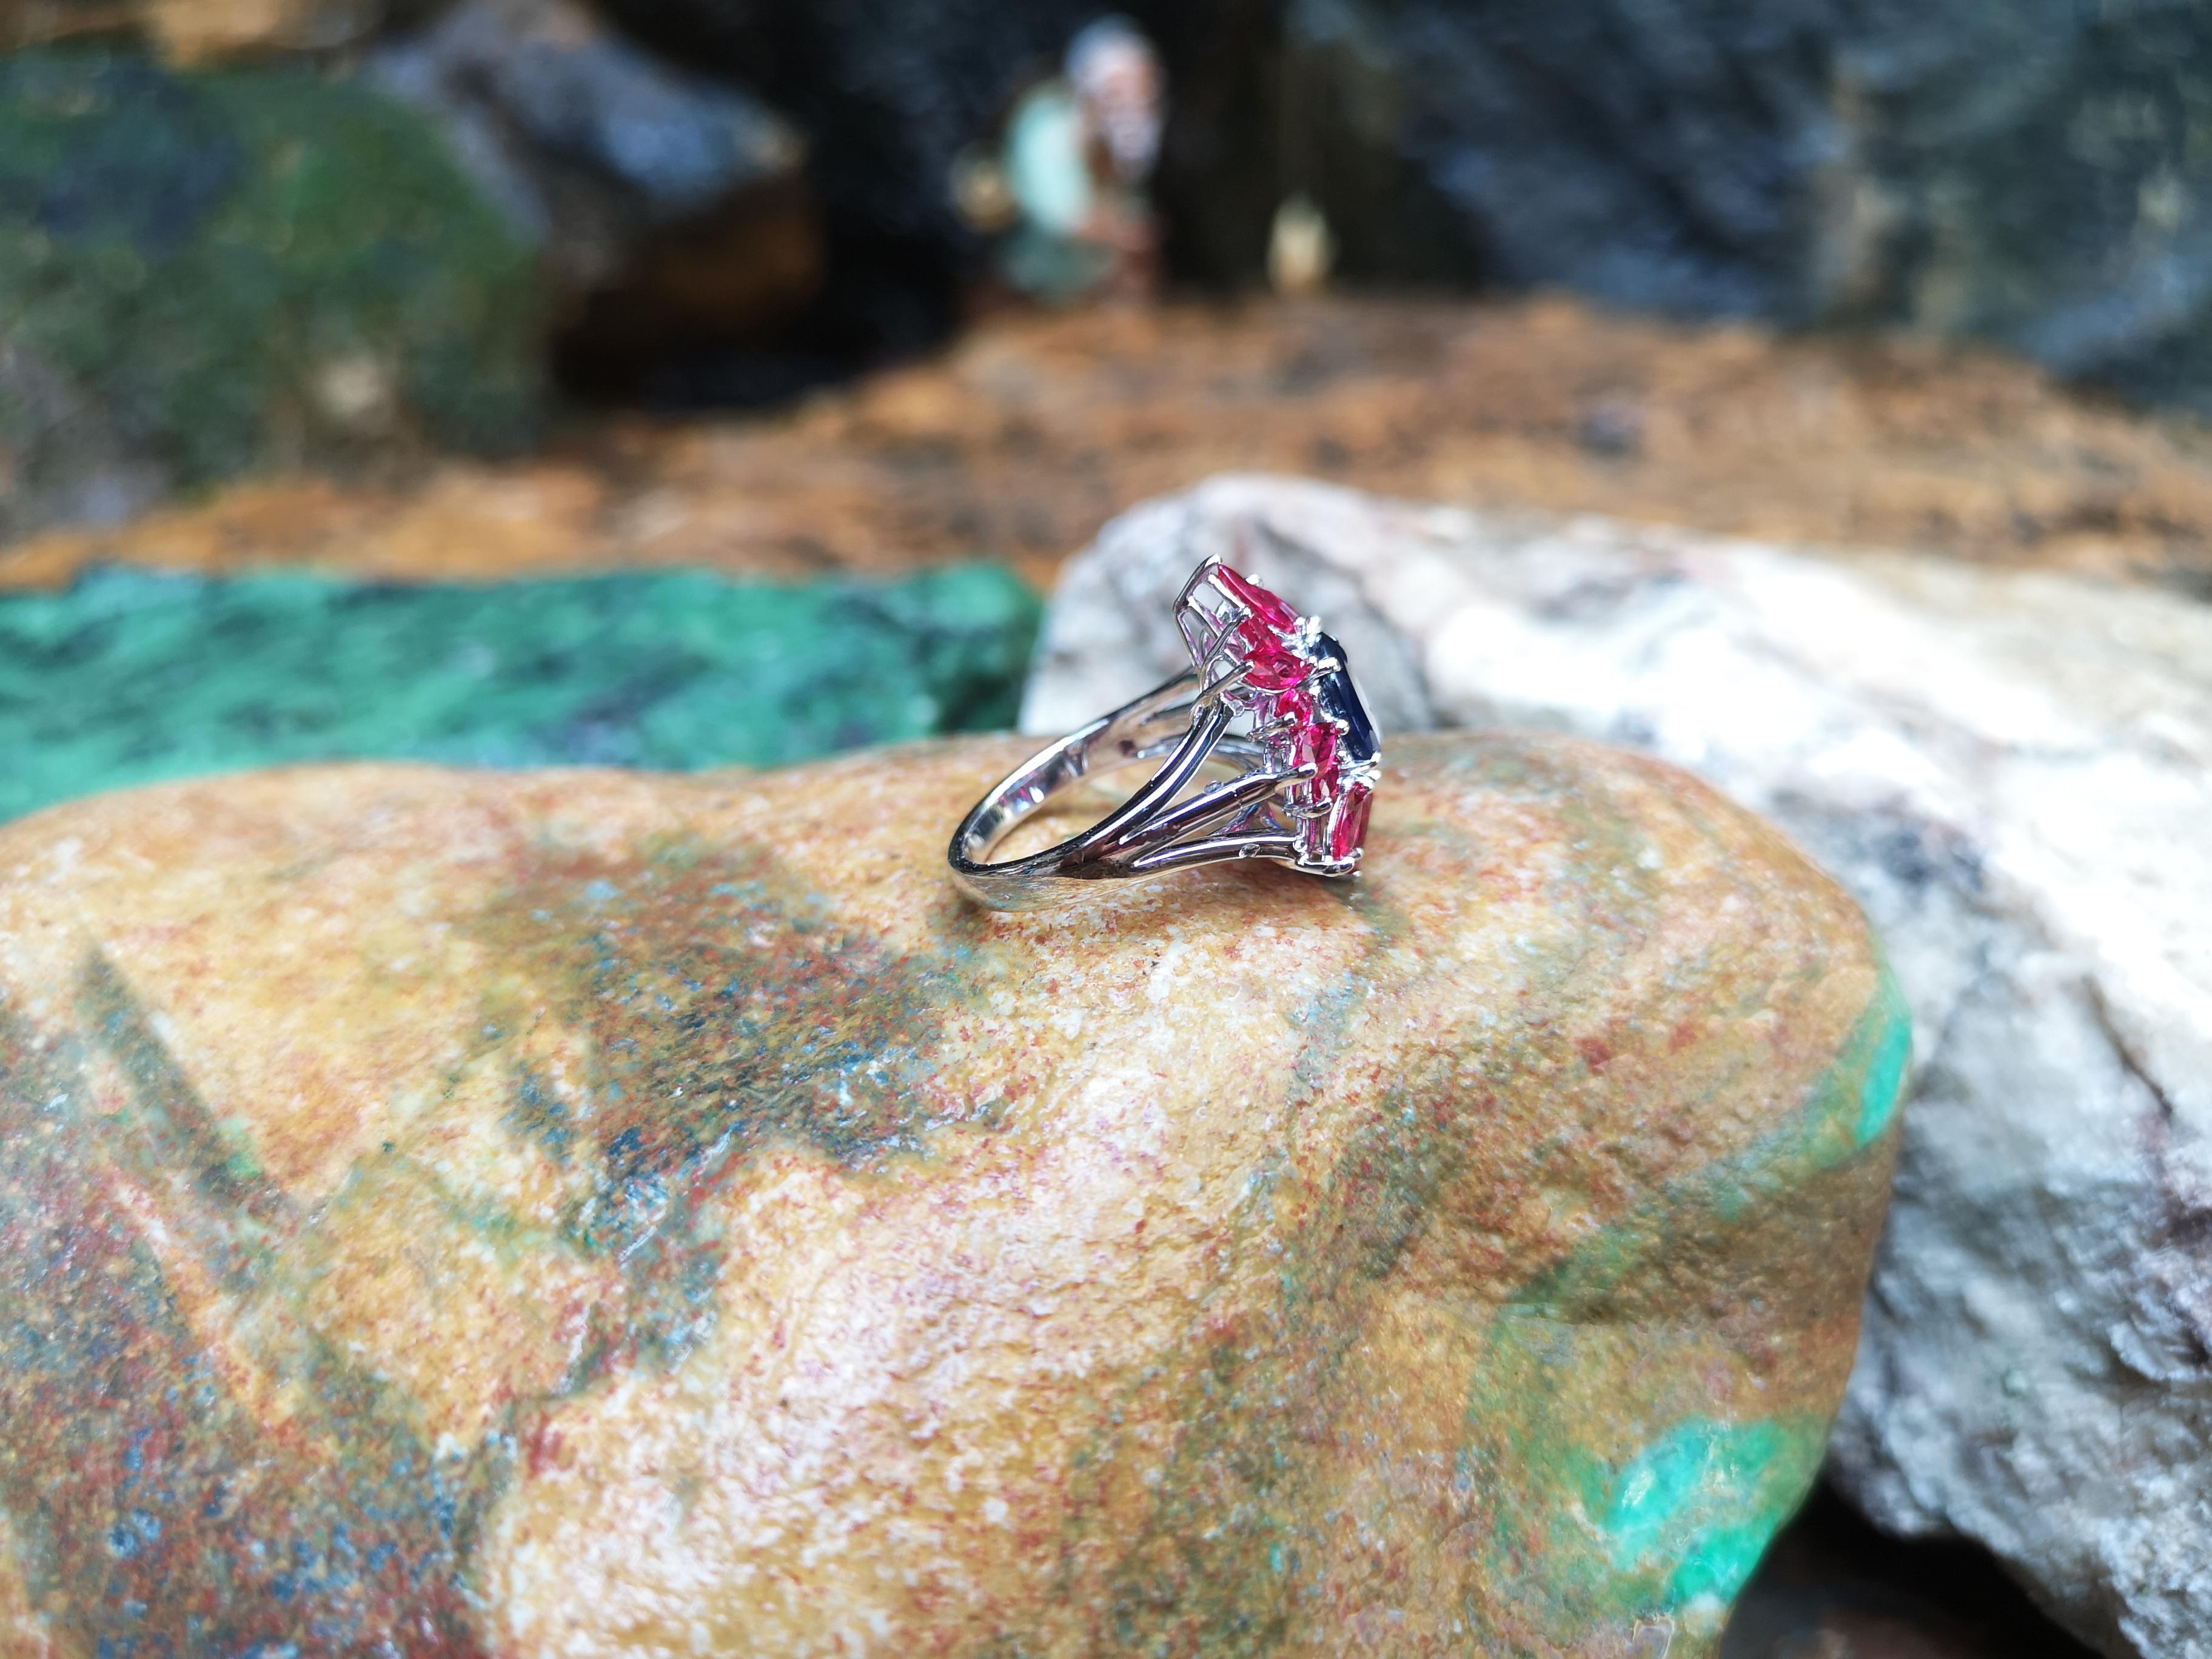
[949,558,1382,910]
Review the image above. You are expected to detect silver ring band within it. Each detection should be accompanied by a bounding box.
[948,559,1381,911]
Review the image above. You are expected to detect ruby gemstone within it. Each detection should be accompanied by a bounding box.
[1204,564,1378,867]
[1213,565,1299,631]
[1241,636,1307,692]
[1330,782,1374,863]
[1301,712,1340,791]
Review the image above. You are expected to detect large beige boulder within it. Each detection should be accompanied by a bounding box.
[0,734,1901,1655]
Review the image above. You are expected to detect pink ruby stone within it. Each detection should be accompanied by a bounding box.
[1242,636,1307,692]
[1272,688,1338,791]
[1213,565,1298,631]
[1213,566,1309,691]
[1330,782,1374,862]
[1302,716,1340,791]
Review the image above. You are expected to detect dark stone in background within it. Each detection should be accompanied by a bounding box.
[1273,0,2212,414]
[599,0,2212,415]
[366,0,830,404]
[370,0,806,288]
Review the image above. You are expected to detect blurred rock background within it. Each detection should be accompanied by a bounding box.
[10,0,2212,545]
[4,4,2211,1656]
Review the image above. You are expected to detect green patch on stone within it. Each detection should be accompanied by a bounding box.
[1457,1305,1831,1649]
[1600,1415,1826,1609]
[1853,971,1914,1148]
[1451,967,1908,1649]
[0,563,1042,822]
[1785,963,1913,1164]
[0,46,543,537]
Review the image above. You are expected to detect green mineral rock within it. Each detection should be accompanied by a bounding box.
[0,563,1042,822]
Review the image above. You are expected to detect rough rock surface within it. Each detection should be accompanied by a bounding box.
[0,734,1902,1656]
[1025,475,2212,1659]
[0,563,1037,823]
[0,45,545,545]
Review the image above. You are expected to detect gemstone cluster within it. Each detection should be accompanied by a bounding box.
[1179,560,1380,871]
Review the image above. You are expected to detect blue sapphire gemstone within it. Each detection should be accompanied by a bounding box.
[1312,632,1379,768]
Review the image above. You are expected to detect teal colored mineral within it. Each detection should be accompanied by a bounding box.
[0,565,1042,822]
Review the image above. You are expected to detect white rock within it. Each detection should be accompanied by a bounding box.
[1024,473,2212,1659]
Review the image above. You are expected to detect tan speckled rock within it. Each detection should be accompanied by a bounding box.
[0,734,1905,1657]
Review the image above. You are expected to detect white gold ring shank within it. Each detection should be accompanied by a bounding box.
[948,671,1307,910]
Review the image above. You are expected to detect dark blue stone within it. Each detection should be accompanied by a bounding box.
[1313,632,1379,768]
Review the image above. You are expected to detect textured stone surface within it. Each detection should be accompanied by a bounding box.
[0,563,1038,824]
[0,733,1902,1655]
[0,45,545,545]
[1027,475,2212,1659]
[12,298,2212,597]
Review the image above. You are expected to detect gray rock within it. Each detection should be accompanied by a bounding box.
[1024,474,2212,1659]
[370,0,802,293]
[1276,0,2212,413]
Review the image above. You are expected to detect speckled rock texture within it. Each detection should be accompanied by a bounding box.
[0,733,1904,1657]
[1027,475,2212,1659]
[0,46,545,545]
[0,563,1038,824]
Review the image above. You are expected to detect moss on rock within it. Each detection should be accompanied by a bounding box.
[0,46,545,540]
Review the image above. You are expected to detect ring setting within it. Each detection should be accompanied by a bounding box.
[948,558,1382,910]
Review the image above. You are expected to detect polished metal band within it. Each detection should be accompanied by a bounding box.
[948,668,1312,911]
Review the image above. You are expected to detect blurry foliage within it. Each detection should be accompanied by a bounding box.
[0,47,543,518]
[0,563,1042,822]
